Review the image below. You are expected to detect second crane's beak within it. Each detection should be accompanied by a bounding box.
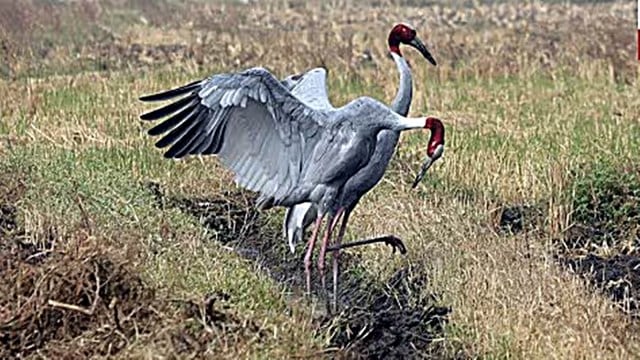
[411,144,444,189]
[411,156,434,189]
[410,37,437,66]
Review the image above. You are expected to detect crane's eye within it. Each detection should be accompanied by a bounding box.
[399,26,415,42]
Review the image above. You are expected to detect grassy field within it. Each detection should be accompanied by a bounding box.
[1,0,640,358]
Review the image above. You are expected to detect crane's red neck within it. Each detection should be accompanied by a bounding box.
[425,117,445,156]
[388,39,402,56]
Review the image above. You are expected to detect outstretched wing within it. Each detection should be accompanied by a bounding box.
[280,68,334,111]
[139,67,327,206]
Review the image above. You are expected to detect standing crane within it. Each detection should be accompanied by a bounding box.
[138,67,444,310]
[281,23,437,254]
[279,24,443,306]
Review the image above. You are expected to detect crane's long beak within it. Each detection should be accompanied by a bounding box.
[411,156,434,189]
[410,37,437,66]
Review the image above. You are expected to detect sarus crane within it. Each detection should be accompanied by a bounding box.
[279,25,441,304]
[138,67,444,310]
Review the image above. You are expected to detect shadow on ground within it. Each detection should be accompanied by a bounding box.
[145,181,453,359]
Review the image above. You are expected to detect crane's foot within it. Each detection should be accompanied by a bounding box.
[326,235,407,255]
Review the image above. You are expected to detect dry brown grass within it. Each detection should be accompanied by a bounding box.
[1,0,639,358]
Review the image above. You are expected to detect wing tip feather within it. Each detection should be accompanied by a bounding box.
[138,79,204,103]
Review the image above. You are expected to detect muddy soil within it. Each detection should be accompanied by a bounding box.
[495,203,545,235]
[145,181,452,359]
[560,252,640,316]
[558,166,640,317]
[493,165,640,318]
[497,204,640,318]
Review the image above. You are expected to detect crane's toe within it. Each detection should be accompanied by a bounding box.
[384,235,408,255]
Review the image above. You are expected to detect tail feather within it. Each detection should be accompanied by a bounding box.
[256,195,275,210]
[283,203,317,253]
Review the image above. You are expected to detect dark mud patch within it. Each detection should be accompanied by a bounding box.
[560,254,640,316]
[0,203,19,238]
[493,203,545,235]
[557,164,640,317]
[145,181,453,358]
[146,180,261,245]
[325,266,451,358]
[0,174,25,237]
[561,164,639,253]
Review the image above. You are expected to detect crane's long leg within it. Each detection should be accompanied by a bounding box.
[317,209,343,305]
[304,214,325,295]
[332,208,350,311]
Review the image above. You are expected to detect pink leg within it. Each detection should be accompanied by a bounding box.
[318,209,343,299]
[332,209,350,310]
[304,214,325,295]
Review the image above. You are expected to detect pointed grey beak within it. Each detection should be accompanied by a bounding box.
[409,37,437,66]
[411,156,434,189]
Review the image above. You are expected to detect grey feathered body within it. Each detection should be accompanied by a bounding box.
[282,54,413,250]
[276,99,386,212]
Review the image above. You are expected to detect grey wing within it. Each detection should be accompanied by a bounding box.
[280,68,334,111]
[280,71,305,90]
[139,67,326,207]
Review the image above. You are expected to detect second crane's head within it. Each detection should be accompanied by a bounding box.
[388,23,437,66]
[412,117,445,188]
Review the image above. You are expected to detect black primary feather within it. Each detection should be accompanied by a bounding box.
[147,101,199,136]
[139,96,196,121]
[165,108,212,158]
[138,80,203,102]
[203,110,228,154]
[155,109,208,150]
